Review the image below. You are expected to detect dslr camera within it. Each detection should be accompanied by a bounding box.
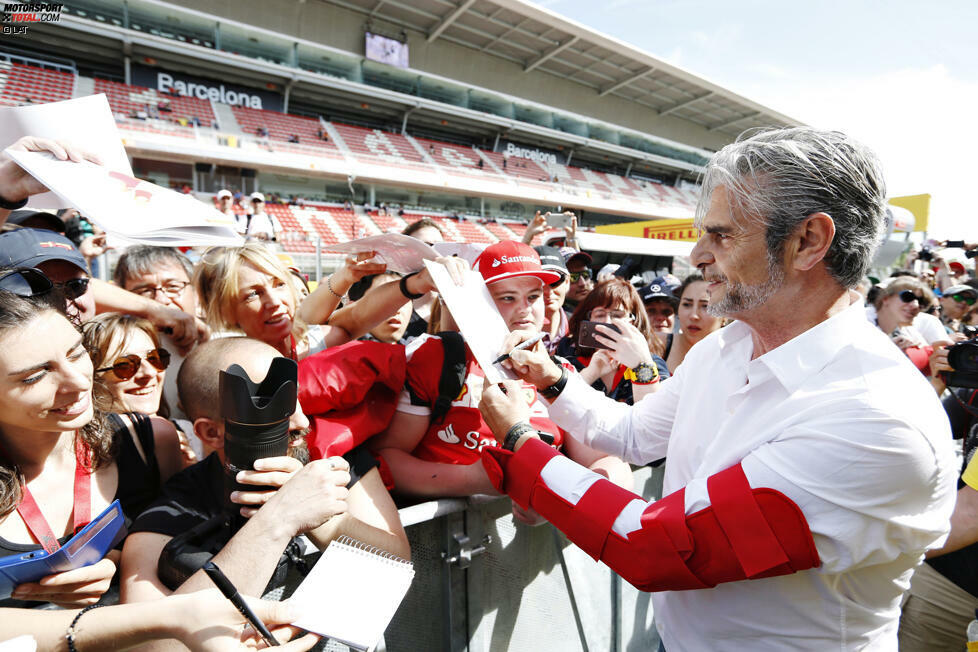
[942,331,978,389]
[158,358,298,590]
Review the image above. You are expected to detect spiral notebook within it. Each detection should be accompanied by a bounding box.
[288,536,415,651]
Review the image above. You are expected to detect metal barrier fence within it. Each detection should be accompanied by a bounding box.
[344,462,666,652]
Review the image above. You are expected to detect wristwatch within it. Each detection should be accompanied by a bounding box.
[626,362,659,385]
[539,364,568,400]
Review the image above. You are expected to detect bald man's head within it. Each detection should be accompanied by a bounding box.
[178,336,281,422]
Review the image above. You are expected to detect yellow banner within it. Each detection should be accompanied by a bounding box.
[596,218,699,242]
[888,194,930,232]
[598,196,929,239]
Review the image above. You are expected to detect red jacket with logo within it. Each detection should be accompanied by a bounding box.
[398,334,568,465]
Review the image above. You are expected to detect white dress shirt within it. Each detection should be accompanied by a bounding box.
[547,293,956,651]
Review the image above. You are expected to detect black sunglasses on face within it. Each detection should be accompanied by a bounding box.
[0,268,54,297]
[57,277,90,300]
[898,290,924,304]
[97,348,171,380]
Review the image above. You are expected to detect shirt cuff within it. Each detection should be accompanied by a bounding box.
[546,372,598,433]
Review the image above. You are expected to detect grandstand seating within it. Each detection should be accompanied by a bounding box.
[0,62,74,107]
[413,138,499,180]
[478,150,553,188]
[367,211,409,233]
[232,106,344,159]
[95,78,215,127]
[330,123,428,170]
[483,221,521,242]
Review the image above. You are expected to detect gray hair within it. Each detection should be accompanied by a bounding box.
[113,246,193,287]
[695,127,886,288]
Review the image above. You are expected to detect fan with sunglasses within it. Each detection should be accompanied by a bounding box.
[96,349,171,380]
[0,268,90,302]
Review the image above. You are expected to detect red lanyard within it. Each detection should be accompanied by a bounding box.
[289,334,298,362]
[15,440,92,554]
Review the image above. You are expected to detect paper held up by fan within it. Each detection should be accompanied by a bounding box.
[422,259,515,385]
[4,149,241,247]
[323,234,439,274]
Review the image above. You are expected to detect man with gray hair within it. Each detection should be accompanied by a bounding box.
[115,245,207,423]
[478,127,956,649]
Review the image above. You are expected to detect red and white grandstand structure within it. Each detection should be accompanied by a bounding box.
[5,0,798,260]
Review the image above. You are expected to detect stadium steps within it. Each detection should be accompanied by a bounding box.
[484,221,520,241]
[94,78,215,127]
[75,76,95,98]
[475,149,510,180]
[212,101,241,133]
[367,210,408,233]
[347,209,383,236]
[322,121,349,153]
[404,133,440,168]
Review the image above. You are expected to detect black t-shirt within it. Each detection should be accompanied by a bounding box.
[0,413,161,608]
[130,444,379,592]
[927,389,978,597]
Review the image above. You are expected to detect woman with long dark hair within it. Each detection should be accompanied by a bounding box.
[0,269,166,608]
[556,278,669,404]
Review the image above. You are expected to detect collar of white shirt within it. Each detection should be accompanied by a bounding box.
[715,291,867,395]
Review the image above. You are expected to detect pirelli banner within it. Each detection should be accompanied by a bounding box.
[596,218,699,242]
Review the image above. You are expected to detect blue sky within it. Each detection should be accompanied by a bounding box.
[539,0,978,239]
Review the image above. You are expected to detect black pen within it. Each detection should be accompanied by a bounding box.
[493,333,545,365]
[203,561,279,647]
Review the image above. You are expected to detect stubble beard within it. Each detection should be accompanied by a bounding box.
[706,251,785,318]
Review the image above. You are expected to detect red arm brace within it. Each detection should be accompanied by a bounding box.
[482,438,819,592]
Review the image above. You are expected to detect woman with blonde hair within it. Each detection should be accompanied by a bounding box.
[194,243,458,360]
[873,276,936,374]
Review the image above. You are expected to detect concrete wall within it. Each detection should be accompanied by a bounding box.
[162,0,733,152]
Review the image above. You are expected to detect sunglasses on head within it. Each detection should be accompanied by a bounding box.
[950,293,977,306]
[97,348,171,380]
[898,290,924,304]
[569,270,592,283]
[0,268,54,297]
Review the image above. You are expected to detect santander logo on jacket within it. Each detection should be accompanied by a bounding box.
[401,335,565,465]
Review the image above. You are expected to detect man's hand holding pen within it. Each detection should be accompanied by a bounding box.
[495,329,562,389]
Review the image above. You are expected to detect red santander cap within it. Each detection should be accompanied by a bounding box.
[475,241,562,286]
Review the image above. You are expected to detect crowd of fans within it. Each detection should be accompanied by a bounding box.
[1,132,978,649]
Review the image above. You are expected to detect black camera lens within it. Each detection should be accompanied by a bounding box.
[219,358,297,495]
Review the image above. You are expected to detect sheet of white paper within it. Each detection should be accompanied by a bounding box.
[0,635,36,652]
[289,540,414,651]
[324,234,437,274]
[0,95,133,210]
[431,241,486,267]
[5,150,241,247]
[423,259,515,384]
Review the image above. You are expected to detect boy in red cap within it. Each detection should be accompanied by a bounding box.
[370,242,632,515]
